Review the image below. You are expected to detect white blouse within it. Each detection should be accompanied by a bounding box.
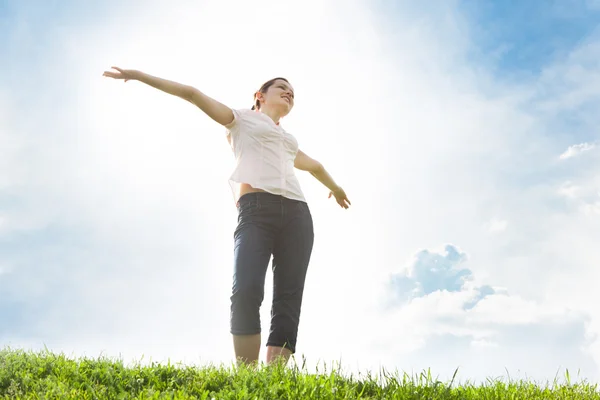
[224,109,306,204]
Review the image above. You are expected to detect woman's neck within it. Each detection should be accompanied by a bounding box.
[258,107,282,125]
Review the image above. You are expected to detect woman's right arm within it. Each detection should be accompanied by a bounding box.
[103,67,234,127]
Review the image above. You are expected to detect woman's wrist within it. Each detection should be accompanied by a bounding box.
[130,70,143,81]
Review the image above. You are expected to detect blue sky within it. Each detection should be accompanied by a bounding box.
[461,0,600,74]
[2,0,600,384]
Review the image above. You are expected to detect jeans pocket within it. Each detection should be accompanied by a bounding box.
[295,201,310,215]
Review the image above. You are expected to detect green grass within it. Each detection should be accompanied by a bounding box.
[1,347,598,399]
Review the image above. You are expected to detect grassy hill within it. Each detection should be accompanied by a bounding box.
[1,348,598,399]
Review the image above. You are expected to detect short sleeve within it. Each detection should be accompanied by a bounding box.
[224,108,249,135]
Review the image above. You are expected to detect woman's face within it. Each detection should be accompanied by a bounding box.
[258,79,295,114]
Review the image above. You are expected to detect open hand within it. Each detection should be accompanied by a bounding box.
[328,187,351,209]
[102,66,137,82]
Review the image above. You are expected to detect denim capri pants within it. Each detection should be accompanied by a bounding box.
[230,191,314,354]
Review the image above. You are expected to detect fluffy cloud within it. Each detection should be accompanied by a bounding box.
[388,244,496,309]
[377,244,598,383]
[559,142,597,160]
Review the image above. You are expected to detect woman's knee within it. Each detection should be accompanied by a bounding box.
[230,284,264,334]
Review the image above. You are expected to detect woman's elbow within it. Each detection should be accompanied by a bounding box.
[182,86,196,103]
[311,162,324,174]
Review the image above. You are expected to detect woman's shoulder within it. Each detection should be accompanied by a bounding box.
[233,108,255,117]
[233,108,262,123]
[226,108,255,131]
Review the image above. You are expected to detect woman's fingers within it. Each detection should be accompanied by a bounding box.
[103,70,120,78]
[328,190,351,208]
[102,67,129,80]
[338,194,350,208]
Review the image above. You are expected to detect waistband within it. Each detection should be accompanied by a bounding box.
[237,191,305,206]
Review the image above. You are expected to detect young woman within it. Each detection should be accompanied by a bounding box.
[102,67,351,367]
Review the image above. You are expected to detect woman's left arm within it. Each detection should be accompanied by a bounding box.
[295,149,351,209]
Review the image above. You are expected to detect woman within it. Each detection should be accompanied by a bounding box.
[102,67,351,367]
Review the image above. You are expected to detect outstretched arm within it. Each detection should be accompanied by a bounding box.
[102,67,234,126]
[295,149,351,209]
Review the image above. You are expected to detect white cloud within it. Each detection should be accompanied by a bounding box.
[373,245,597,382]
[557,177,600,216]
[387,244,492,305]
[560,142,597,159]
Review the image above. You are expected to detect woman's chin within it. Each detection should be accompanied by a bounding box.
[279,104,292,115]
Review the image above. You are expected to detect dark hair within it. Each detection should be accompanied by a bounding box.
[252,77,290,110]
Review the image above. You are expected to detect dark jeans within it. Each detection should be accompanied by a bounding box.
[230,192,314,354]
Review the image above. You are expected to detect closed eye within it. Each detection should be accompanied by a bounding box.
[278,85,294,98]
